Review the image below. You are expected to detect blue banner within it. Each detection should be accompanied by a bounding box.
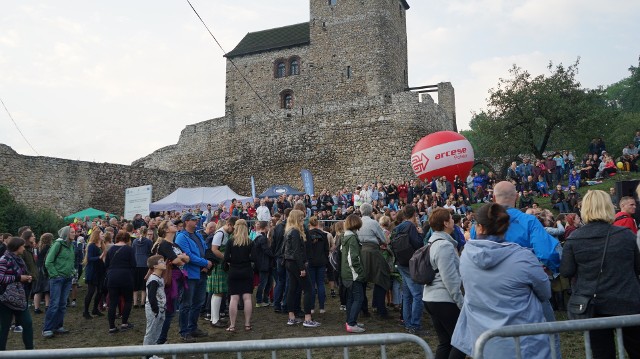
[251,176,256,199]
[300,169,315,196]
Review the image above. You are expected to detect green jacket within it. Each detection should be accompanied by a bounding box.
[45,239,75,278]
[340,231,364,287]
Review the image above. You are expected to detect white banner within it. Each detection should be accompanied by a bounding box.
[124,185,153,220]
[411,139,474,177]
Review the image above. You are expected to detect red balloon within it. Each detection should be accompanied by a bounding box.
[411,131,475,183]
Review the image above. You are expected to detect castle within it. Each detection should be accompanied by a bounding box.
[0,0,457,216]
[133,0,456,194]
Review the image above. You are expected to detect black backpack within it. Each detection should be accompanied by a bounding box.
[389,225,415,266]
[409,239,443,285]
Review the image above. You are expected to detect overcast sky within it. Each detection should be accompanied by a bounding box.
[1,0,638,165]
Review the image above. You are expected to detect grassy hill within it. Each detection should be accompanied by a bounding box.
[471,171,640,214]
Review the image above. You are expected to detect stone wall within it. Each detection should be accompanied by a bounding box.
[307,0,408,105]
[133,90,454,194]
[226,0,409,120]
[0,144,217,216]
[225,45,310,120]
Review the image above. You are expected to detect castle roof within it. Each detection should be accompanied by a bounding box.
[225,22,310,59]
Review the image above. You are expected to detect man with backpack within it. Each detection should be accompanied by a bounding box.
[389,204,424,334]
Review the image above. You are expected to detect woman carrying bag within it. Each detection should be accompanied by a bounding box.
[0,237,34,350]
[560,190,640,359]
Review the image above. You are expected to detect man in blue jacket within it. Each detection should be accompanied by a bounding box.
[175,213,213,342]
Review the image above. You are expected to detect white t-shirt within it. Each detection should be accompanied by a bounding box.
[256,205,271,221]
[211,229,228,247]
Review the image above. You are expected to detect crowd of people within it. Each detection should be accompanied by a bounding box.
[0,176,638,358]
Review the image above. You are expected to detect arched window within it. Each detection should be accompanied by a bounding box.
[290,59,299,75]
[280,90,294,109]
[276,62,286,78]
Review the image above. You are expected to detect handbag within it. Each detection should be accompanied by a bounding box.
[567,227,611,320]
[0,281,27,311]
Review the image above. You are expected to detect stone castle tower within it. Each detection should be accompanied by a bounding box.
[134,0,456,194]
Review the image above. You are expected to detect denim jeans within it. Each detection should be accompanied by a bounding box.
[43,276,72,332]
[397,265,423,329]
[554,201,569,213]
[273,258,288,311]
[542,299,562,359]
[346,281,364,326]
[178,273,207,336]
[157,272,183,344]
[256,270,272,304]
[308,265,326,310]
[372,284,388,316]
[285,260,311,314]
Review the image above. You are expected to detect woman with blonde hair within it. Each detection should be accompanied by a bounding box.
[284,209,320,328]
[560,190,640,358]
[82,228,106,319]
[223,219,254,332]
[32,233,53,314]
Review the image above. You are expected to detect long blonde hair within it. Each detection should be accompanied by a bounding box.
[285,209,307,242]
[232,219,250,246]
[83,227,104,265]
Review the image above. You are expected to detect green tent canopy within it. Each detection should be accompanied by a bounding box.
[64,208,118,223]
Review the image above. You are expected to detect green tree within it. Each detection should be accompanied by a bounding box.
[606,57,640,113]
[0,186,64,236]
[468,60,614,160]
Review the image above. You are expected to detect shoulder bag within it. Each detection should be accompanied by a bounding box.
[567,226,611,320]
[0,256,27,311]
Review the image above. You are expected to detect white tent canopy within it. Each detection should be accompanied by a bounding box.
[149,186,251,212]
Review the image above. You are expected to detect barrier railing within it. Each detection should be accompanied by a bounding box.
[0,333,434,359]
[474,314,640,359]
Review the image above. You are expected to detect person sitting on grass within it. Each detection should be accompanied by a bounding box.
[536,176,549,197]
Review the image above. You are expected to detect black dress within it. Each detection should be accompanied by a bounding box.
[224,238,253,296]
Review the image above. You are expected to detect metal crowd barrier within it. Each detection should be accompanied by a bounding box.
[474,314,640,359]
[0,333,434,359]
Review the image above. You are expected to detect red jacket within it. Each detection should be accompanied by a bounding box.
[613,211,637,234]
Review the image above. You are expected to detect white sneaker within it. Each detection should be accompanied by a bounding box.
[303,320,321,328]
[346,323,365,333]
[13,325,23,333]
[339,305,346,311]
[319,309,326,314]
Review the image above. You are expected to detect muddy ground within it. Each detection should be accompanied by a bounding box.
[5,284,583,358]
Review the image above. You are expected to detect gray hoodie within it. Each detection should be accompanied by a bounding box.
[422,231,463,308]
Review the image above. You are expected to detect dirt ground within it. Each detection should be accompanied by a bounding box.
[5,284,584,358]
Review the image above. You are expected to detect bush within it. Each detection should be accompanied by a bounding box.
[0,186,64,236]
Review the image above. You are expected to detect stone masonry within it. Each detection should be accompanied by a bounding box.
[0,144,216,216]
[1,0,457,216]
[133,0,457,193]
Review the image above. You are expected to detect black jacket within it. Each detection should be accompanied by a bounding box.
[272,221,286,258]
[306,229,329,267]
[284,228,306,269]
[560,222,640,316]
[253,233,273,272]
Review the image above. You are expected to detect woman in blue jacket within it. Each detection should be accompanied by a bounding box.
[452,203,551,358]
